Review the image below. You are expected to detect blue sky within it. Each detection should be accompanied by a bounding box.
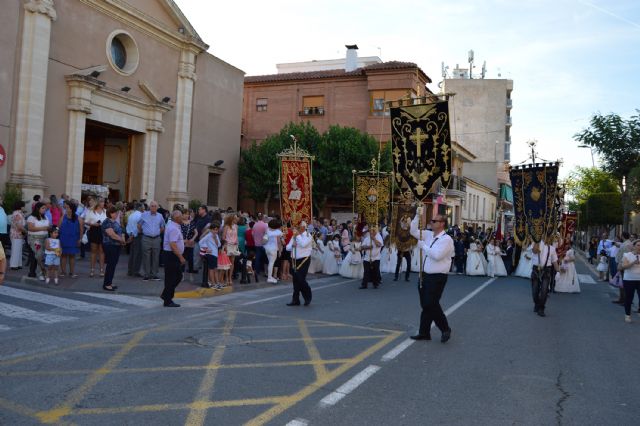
[176,0,640,178]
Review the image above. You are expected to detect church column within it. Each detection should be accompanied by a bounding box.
[10,0,57,200]
[64,76,102,200]
[166,48,198,206]
[140,109,165,202]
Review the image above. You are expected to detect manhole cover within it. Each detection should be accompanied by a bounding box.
[184,333,248,347]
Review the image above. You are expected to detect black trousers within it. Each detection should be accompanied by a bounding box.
[362,260,381,287]
[161,251,183,303]
[102,244,121,286]
[291,256,312,304]
[531,266,553,312]
[183,246,194,272]
[395,251,411,280]
[454,255,465,273]
[418,273,450,335]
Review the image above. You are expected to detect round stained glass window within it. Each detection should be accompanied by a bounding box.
[110,37,127,70]
[106,31,139,76]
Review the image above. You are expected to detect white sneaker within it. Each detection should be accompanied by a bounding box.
[267,277,277,283]
[625,315,632,323]
[39,275,46,282]
[54,278,59,285]
[45,277,50,284]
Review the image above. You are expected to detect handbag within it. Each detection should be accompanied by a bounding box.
[261,233,269,245]
[81,230,88,245]
[609,272,623,289]
[226,243,241,256]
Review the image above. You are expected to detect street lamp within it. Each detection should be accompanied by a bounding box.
[578,145,595,167]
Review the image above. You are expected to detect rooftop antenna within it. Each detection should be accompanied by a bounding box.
[481,60,486,79]
[441,61,449,79]
[468,49,474,79]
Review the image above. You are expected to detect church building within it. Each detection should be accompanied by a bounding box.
[0,0,244,209]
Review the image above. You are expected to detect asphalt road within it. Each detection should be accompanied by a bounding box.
[0,256,638,426]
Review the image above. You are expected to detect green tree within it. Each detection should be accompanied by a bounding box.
[574,111,640,231]
[565,166,619,207]
[239,122,320,213]
[239,122,391,214]
[585,192,623,229]
[314,125,391,211]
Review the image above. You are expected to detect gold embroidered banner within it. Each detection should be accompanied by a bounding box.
[509,163,560,245]
[280,159,312,227]
[355,174,391,227]
[390,101,452,201]
[391,203,418,252]
[557,212,577,258]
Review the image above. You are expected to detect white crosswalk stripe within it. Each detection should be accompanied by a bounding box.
[76,292,157,307]
[0,286,124,313]
[0,301,78,323]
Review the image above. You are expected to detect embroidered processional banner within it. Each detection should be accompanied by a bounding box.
[391,204,418,252]
[390,101,452,201]
[280,159,312,227]
[355,174,391,227]
[509,163,560,245]
[557,212,578,258]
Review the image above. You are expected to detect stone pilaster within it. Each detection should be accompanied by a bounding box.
[140,114,164,202]
[64,76,103,200]
[10,0,57,200]
[166,48,198,206]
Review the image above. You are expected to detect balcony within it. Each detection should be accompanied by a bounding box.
[444,175,466,199]
[506,98,513,109]
[299,106,325,117]
[506,115,512,126]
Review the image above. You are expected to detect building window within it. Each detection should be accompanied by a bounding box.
[106,30,139,76]
[504,142,511,161]
[301,96,324,116]
[370,90,411,116]
[256,98,268,112]
[207,173,220,206]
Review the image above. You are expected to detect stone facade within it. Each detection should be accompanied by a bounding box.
[0,0,243,209]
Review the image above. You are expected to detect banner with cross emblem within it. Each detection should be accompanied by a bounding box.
[390,101,452,201]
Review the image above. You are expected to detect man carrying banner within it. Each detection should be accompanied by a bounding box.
[359,225,383,289]
[530,240,560,317]
[409,206,454,343]
[285,221,313,306]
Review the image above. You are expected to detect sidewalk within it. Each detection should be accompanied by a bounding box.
[5,252,317,299]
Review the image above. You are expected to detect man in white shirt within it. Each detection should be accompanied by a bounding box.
[530,240,560,317]
[409,208,454,343]
[286,221,313,306]
[359,225,383,289]
[126,202,144,277]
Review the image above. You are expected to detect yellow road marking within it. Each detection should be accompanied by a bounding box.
[245,331,402,426]
[185,311,236,426]
[0,309,402,425]
[165,324,350,330]
[298,320,328,380]
[0,342,108,367]
[233,309,401,333]
[1,359,354,377]
[107,334,386,347]
[35,331,148,424]
[72,396,288,416]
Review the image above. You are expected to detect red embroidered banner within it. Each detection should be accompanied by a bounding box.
[280,159,312,227]
[557,212,578,258]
